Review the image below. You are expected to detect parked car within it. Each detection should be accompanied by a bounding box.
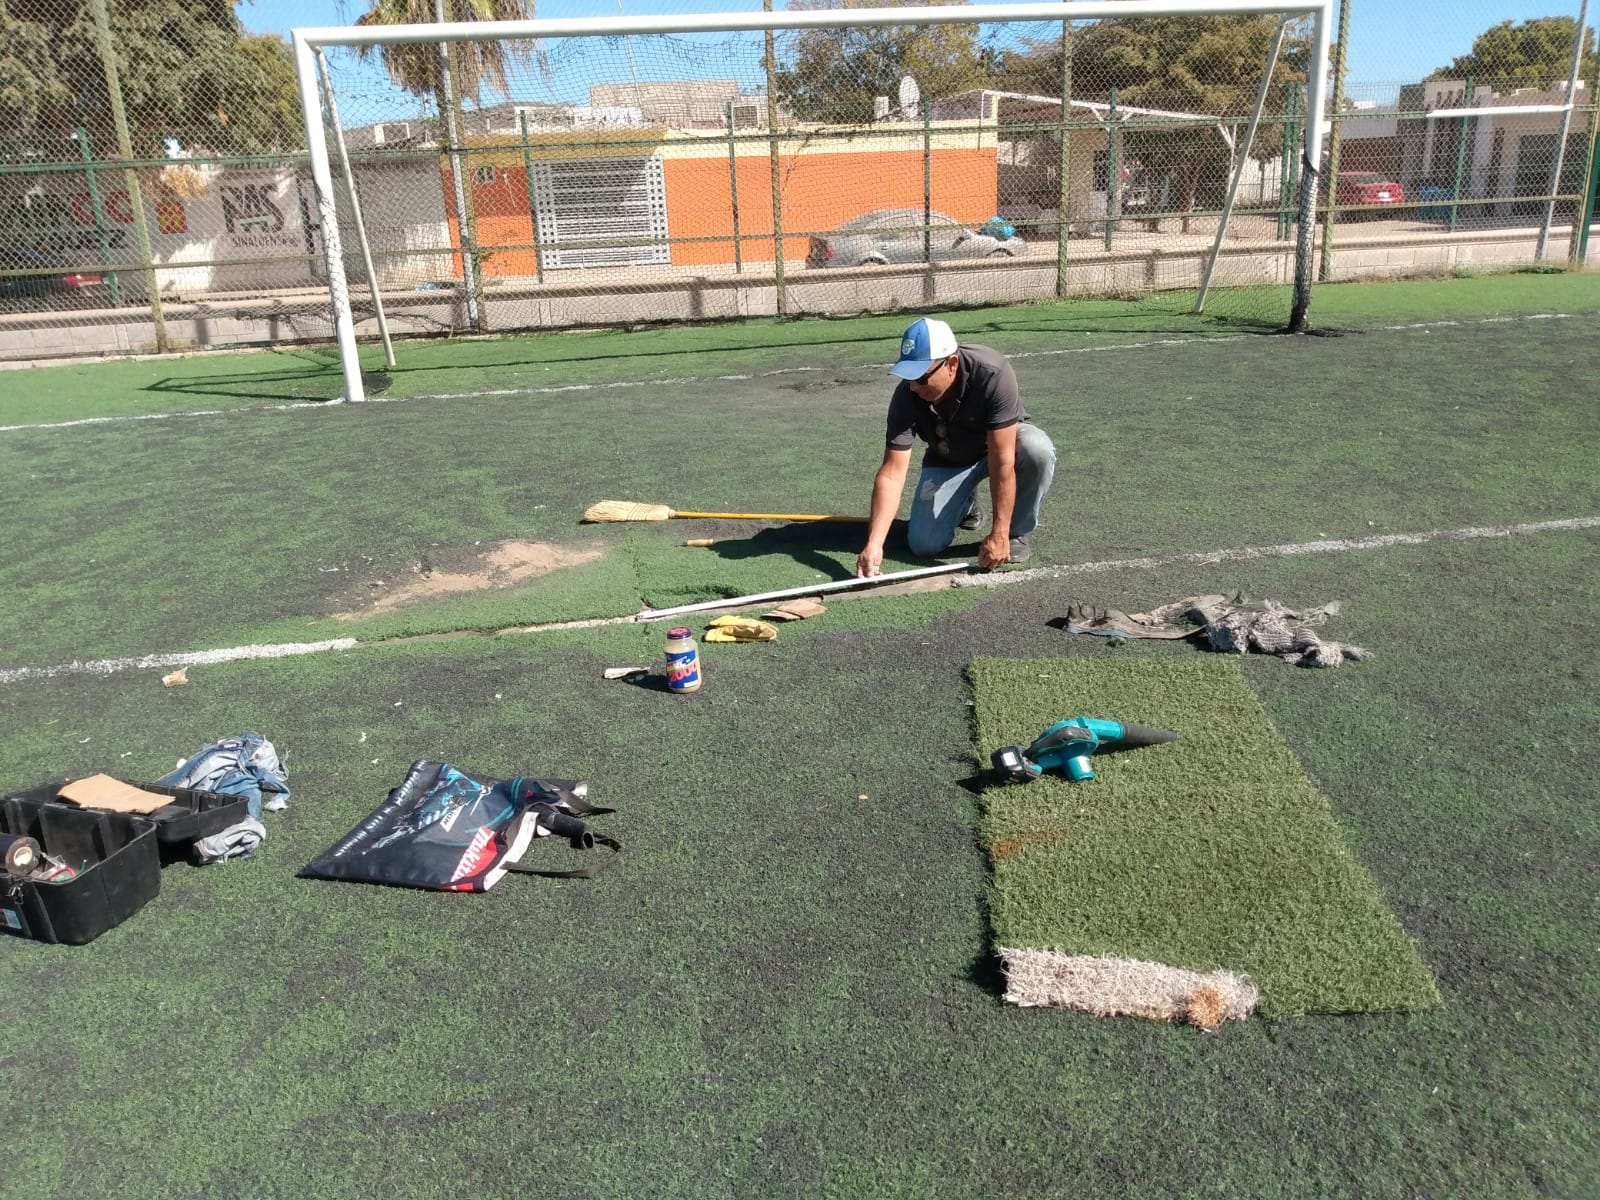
[0,247,111,312]
[1332,171,1406,213]
[806,209,1025,267]
[1121,166,1173,216]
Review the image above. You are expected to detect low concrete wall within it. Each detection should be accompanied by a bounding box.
[1,224,1591,364]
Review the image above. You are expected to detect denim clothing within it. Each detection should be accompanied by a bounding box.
[906,421,1057,556]
[158,732,289,822]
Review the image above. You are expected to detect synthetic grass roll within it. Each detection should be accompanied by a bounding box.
[970,655,1440,1022]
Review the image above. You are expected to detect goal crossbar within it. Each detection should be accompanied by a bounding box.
[293,0,1327,51]
[294,0,1334,402]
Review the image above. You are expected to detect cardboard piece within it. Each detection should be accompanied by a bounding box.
[56,774,172,814]
[763,597,827,622]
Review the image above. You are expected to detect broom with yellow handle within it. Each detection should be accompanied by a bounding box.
[583,500,868,524]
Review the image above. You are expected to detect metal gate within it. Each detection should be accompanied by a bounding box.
[529,155,670,269]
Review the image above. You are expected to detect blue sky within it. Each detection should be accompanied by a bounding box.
[240,0,1588,109]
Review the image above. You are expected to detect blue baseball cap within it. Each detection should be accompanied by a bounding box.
[889,317,959,380]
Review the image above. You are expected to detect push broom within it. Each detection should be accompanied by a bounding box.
[583,499,868,524]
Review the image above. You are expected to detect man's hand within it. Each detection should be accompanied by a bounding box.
[978,530,1010,570]
[856,546,884,578]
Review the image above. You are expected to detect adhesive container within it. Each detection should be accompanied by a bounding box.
[663,626,703,693]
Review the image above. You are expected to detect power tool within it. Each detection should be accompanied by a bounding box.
[991,716,1179,783]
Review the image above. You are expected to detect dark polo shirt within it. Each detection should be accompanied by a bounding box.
[885,343,1029,467]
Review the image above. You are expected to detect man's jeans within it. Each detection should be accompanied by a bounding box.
[906,422,1057,556]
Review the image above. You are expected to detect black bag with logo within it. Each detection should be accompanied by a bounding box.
[301,760,621,891]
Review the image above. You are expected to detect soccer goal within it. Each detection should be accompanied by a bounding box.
[293,0,1333,403]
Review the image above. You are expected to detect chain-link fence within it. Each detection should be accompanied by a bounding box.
[2,0,1596,361]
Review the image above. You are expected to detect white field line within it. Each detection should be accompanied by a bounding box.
[3,515,1595,686]
[954,516,1600,589]
[0,311,1574,435]
[0,639,359,685]
[0,367,822,434]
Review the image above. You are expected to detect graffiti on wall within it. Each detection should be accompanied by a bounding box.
[220,180,300,249]
[0,167,318,291]
[0,189,189,259]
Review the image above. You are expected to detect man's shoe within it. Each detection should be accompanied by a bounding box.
[1006,535,1030,564]
[958,503,983,531]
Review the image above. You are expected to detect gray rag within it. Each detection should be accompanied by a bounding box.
[194,817,267,864]
[1064,593,1372,667]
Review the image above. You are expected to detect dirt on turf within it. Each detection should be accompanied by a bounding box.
[329,539,604,619]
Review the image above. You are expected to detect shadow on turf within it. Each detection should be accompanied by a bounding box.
[617,670,674,693]
[142,350,391,403]
[965,947,1009,1000]
[704,521,981,578]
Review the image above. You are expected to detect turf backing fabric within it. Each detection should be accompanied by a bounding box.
[970,656,1440,1022]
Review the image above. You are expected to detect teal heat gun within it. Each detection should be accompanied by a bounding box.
[991,716,1178,783]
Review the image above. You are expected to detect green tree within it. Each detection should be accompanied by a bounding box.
[0,0,302,156]
[1428,17,1597,88]
[992,15,1307,224]
[776,0,987,125]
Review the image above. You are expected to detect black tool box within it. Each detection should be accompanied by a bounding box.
[1,780,249,944]
[0,794,161,944]
[5,779,250,847]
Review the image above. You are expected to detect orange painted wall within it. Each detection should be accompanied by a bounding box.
[664,147,999,266]
[440,164,542,279]
[443,144,1000,275]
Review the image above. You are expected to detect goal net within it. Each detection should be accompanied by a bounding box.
[295,1,1332,401]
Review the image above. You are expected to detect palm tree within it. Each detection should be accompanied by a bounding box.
[355,0,538,106]
[354,0,539,327]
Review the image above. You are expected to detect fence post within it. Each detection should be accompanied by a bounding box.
[1449,78,1473,233]
[73,127,123,308]
[88,0,167,351]
[1056,20,1073,299]
[1319,0,1353,281]
[763,3,786,317]
[1286,83,1299,233]
[1274,96,1285,237]
[435,0,485,331]
[923,100,934,262]
[1537,0,1589,260]
[518,112,545,284]
[1570,25,1600,266]
[1282,84,1304,240]
[1104,87,1118,251]
[727,102,743,274]
[1580,133,1600,262]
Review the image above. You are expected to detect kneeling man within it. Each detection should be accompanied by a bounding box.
[856,316,1056,576]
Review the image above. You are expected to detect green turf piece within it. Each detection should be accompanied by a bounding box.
[970,655,1441,1018]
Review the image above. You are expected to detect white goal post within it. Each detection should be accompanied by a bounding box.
[293,0,1333,404]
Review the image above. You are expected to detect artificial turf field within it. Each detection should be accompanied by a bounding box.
[1,273,1597,1198]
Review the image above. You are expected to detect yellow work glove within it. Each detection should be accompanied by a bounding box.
[704,616,779,643]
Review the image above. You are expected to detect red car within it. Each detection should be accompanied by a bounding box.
[1334,171,1406,212]
[0,247,111,311]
